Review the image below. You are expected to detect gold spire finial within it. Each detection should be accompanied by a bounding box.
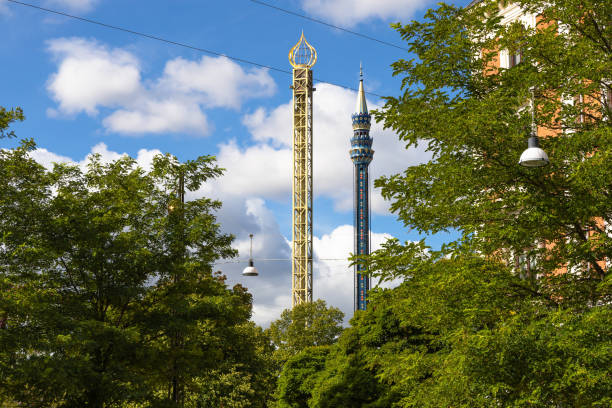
[289,32,317,68]
[356,65,368,114]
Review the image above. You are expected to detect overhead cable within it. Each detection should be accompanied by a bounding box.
[248,0,408,52]
[4,0,384,98]
[214,258,350,265]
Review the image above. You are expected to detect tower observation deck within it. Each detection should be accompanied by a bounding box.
[351,67,374,311]
[289,33,316,307]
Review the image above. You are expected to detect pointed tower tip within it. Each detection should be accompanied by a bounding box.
[355,66,368,114]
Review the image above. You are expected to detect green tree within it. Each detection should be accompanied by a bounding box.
[0,106,23,139]
[0,132,269,407]
[376,0,611,304]
[310,0,612,406]
[266,300,343,408]
[310,248,523,408]
[188,322,277,408]
[312,248,611,407]
[308,340,393,408]
[267,299,344,365]
[275,346,330,408]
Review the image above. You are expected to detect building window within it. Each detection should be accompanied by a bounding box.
[508,50,522,67]
[603,84,612,116]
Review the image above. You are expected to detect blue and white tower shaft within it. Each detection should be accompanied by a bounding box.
[351,67,374,311]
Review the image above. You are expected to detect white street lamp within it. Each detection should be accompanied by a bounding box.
[519,135,549,167]
[242,234,259,276]
[519,88,549,168]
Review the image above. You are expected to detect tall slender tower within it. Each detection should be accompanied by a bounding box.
[351,66,374,311]
[289,33,317,307]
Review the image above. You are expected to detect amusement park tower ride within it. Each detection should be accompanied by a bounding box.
[351,66,374,311]
[289,33,317,307]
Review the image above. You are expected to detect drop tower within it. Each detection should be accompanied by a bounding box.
[289,33,317,307]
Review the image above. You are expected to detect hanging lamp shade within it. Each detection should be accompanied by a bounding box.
[520,88,549,168]
[242,234,258,276]
[519,136,549,167]
[242,259,258,277]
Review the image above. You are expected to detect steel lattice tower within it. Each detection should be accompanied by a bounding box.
[351,66,374,311]
[289,33,317,306]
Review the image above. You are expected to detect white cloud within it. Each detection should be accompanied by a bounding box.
[220,204,399,327]
[47,0,99,13]
[30,142,161,172]
[213,140,291,199]
[214,197,293,327]
[29,148,73,170]
[314,224,396,323]
[300,0,429,26]
[103,99,210,135]
[47,38,142,115]
[46,38,276,136]
[159,56,276,109]
[218,82,430,214]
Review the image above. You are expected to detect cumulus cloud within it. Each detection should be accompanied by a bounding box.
[29,148,73,170]
[213,141,291,200]
[1,2,98,20]
[219,203,398,327]
[213,198,293,327]
[46,38,276,136]
[314,224,395,323]
[300,0,430,26]
[103,99,210,135]
[30,143,161,172]
[159,56,276,109]
[216,82,430,214]
[47,38,142,115]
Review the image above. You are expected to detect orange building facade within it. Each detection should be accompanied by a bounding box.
[469,0,611,277]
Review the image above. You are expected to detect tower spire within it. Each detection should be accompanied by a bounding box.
[350,67,373,312]
[355,64,368,115]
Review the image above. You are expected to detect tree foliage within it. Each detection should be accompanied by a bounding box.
[0,106,23,139]
[0,132,272,407]
[188,322,276,408]
[310,249,611,407]
[275,346,330,408]
[376,0,611,301]
[308,0,612,406]
[267,299,344,365]
[269,300,344,407]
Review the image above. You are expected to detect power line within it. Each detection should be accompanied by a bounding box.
[5,0,290,75]
[4,0,385,98]
[214,258,350,265]
[248,0,408,52]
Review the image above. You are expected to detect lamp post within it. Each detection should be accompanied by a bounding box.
[168,170,185,405]
[519,88,549,167]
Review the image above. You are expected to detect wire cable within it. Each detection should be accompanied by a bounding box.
[4,0,385,98]
[214,258,350,264]
[248,0,408,52]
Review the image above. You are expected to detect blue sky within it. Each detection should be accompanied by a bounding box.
[1,0,466,325]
